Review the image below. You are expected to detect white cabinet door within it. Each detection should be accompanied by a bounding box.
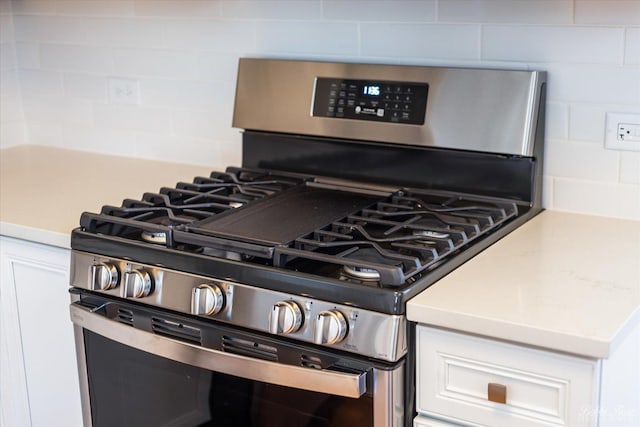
[0,236,82,427]
[416,325,600,427]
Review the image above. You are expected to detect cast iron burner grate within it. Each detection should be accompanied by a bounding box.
[79,167,306,246]
[273,190,518,287]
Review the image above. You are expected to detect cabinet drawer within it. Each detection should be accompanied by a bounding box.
[416,326,599,427]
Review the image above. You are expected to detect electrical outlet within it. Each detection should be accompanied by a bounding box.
[605,112,640,152]
[108,78,140,105]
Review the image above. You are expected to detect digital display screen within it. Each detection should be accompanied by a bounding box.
[362,85,380,97]
[312,78,428,125]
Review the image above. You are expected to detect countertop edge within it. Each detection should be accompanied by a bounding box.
[1,222,71,249]
[406,304,640,359]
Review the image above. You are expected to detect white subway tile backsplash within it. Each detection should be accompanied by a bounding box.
[0,120,26,147]
[542,175,554,209]
[19,68,63,94]
[26,120,63,146]
[620,152,640,184]
[575,0,640,25]
[545,64,640,104]
[60,124,136,156]
[15,42,39,67]
[1,14,14,43]
[482,26,623,64]
[219,137,243,167]
[164,19,255,51]
[323,0,436,22]
[221,1,321,20]
[0,68,20,94]
[113,48,197,79]
[255,21,358,55]
[0,91,24,121]
[196,52,239,82]
[23,92,93,124]
[40,44,113,73]
[94,103,171,133]
[171,109,228,139]
[134,132,222,167]
[545,139,620,182]
[13,15,85,42]
[134,1,221,18]
[10,0,56,15]
[554,178,640,220]
[545,102,569,140]
[625,28,640,65]
[140,79,233,111]
[0,1,12,15]
[438,0,572,24]
[80,18,167,48]
[0,42,16,70]
[569,104,608,143]
[56,1,133,17]
[63,72,107,100]
[360,23,479,59]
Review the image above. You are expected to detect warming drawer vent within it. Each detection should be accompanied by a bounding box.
[222,335,278,361]
[151,317,202,345]
[116,308,134,327]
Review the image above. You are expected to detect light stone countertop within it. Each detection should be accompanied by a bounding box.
[0,145,215,248]
[407,210,640,359]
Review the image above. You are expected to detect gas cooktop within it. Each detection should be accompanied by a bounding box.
[78,166,519,288]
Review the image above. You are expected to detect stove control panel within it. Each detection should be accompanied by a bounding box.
[312,77,428,125]
[71,252,407,362]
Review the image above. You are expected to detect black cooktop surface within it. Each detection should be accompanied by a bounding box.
[188,185,382,246]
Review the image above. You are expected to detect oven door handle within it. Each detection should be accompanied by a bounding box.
[70,303,367,398]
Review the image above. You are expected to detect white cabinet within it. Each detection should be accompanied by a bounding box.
[415,324,640,427]
[0,236,82,427]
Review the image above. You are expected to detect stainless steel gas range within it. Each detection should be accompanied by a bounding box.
[69,58,546,427]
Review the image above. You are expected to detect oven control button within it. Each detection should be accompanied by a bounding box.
[191,284,225,316]
[269,301,303,335]
[122,270,153,298]
[314,310,348,345]
[91,263,119,290]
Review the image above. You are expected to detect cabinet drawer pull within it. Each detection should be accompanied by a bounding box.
[488,383,507,404]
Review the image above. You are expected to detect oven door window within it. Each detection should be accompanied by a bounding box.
[84,331,373,427]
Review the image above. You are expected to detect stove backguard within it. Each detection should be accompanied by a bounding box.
[233,58,546,212]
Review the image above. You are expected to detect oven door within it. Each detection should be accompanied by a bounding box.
[69,293,404,427]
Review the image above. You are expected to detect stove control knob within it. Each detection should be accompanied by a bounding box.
[191,284,225,316]
[91,263,119,290]
[123,270,153,298]
[269,301,303,335]
[314,310,348,345]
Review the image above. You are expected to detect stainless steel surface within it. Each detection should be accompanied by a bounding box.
[233,58,546,156]
[122,269,153,298]
[269,300,303,335]
[71,295,93,427]
[373,365,405,427]
[191,284,224,316]
[71,251,407,361]
[90,263,118,291]
[314,310,348,345]
[69,303,368,398]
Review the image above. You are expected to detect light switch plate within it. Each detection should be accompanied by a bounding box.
[108,78,140,105]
